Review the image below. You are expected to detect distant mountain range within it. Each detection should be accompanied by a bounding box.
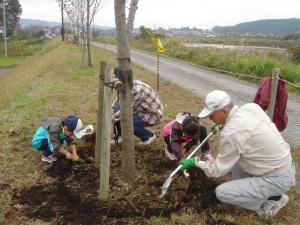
[20,19,60,28]
[19,18,113,30]
[212,18,300,36]
[20,18,300,36]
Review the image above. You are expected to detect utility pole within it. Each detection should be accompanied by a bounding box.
[1,0,7,57]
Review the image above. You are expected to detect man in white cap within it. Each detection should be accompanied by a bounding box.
[179,90,296,216]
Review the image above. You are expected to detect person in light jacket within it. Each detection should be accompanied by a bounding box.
[180,90,296,217]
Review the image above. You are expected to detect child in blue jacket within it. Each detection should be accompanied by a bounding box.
[32,115,93,164]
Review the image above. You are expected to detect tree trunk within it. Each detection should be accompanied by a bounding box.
[61,0,65,41]
[76,23,80,45]
[114,0,136,181]
[127,0,139,40]
[81,18,85,67]
[86,0,92,67]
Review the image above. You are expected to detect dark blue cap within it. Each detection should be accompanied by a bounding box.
[64,115,79,132]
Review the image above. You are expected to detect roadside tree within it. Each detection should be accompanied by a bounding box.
[114,0,139,181]
[0,0,22,37]
[86,0,103,67]
[63,0,103,67]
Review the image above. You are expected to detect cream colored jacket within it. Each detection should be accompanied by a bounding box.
[197,103,292,177]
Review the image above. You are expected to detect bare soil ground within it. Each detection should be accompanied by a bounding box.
[10,134,237,225]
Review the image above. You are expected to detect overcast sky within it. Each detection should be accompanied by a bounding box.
[19,0,300,29]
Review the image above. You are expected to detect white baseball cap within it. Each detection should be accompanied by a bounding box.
[198,90,231,118]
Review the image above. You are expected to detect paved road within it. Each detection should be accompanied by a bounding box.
[0,68,11,76]
[93,42,300,148]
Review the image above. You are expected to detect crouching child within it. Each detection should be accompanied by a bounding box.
[162,112,212,161]
[32,115,93,164]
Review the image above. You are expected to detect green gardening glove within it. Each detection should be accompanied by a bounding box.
[179,157,198,170]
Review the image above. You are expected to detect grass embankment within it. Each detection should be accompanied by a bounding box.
[0,39,50,68]
[0,56,25,68]
[0,42,299,225]
[0,38,62,107]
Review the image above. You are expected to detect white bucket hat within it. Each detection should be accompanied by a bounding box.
[64,115,94,139]
[73,122,94,139]
[198,90,231,119]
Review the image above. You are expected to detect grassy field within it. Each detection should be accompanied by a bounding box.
[0,39,63,107]
[0,40,299,225]
[179,35,300,49]
[0,56,26,68]
[0,39,50,68]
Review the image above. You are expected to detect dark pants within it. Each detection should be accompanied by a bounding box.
[113,113,154,142]
[164,125,210,153]
[39,139,53,157]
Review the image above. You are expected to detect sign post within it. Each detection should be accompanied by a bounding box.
[156,37,164,92]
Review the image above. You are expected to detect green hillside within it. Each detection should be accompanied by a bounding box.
[212,18,300,36]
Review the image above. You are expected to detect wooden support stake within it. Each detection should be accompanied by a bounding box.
[99,68,113,199]
[267,68,280,120]
[95,61,106,165]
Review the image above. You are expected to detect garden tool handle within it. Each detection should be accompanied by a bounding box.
[159,124,224,198]
[185,131,214,160]
[211,124,224,134]
[169,126,220,178]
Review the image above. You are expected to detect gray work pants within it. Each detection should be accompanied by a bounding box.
[215,162,296,211]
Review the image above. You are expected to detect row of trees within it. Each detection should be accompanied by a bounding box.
[56,0,140,187]
[56,0,103,67]
[2,0,140,186]
[57,0,141,183]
